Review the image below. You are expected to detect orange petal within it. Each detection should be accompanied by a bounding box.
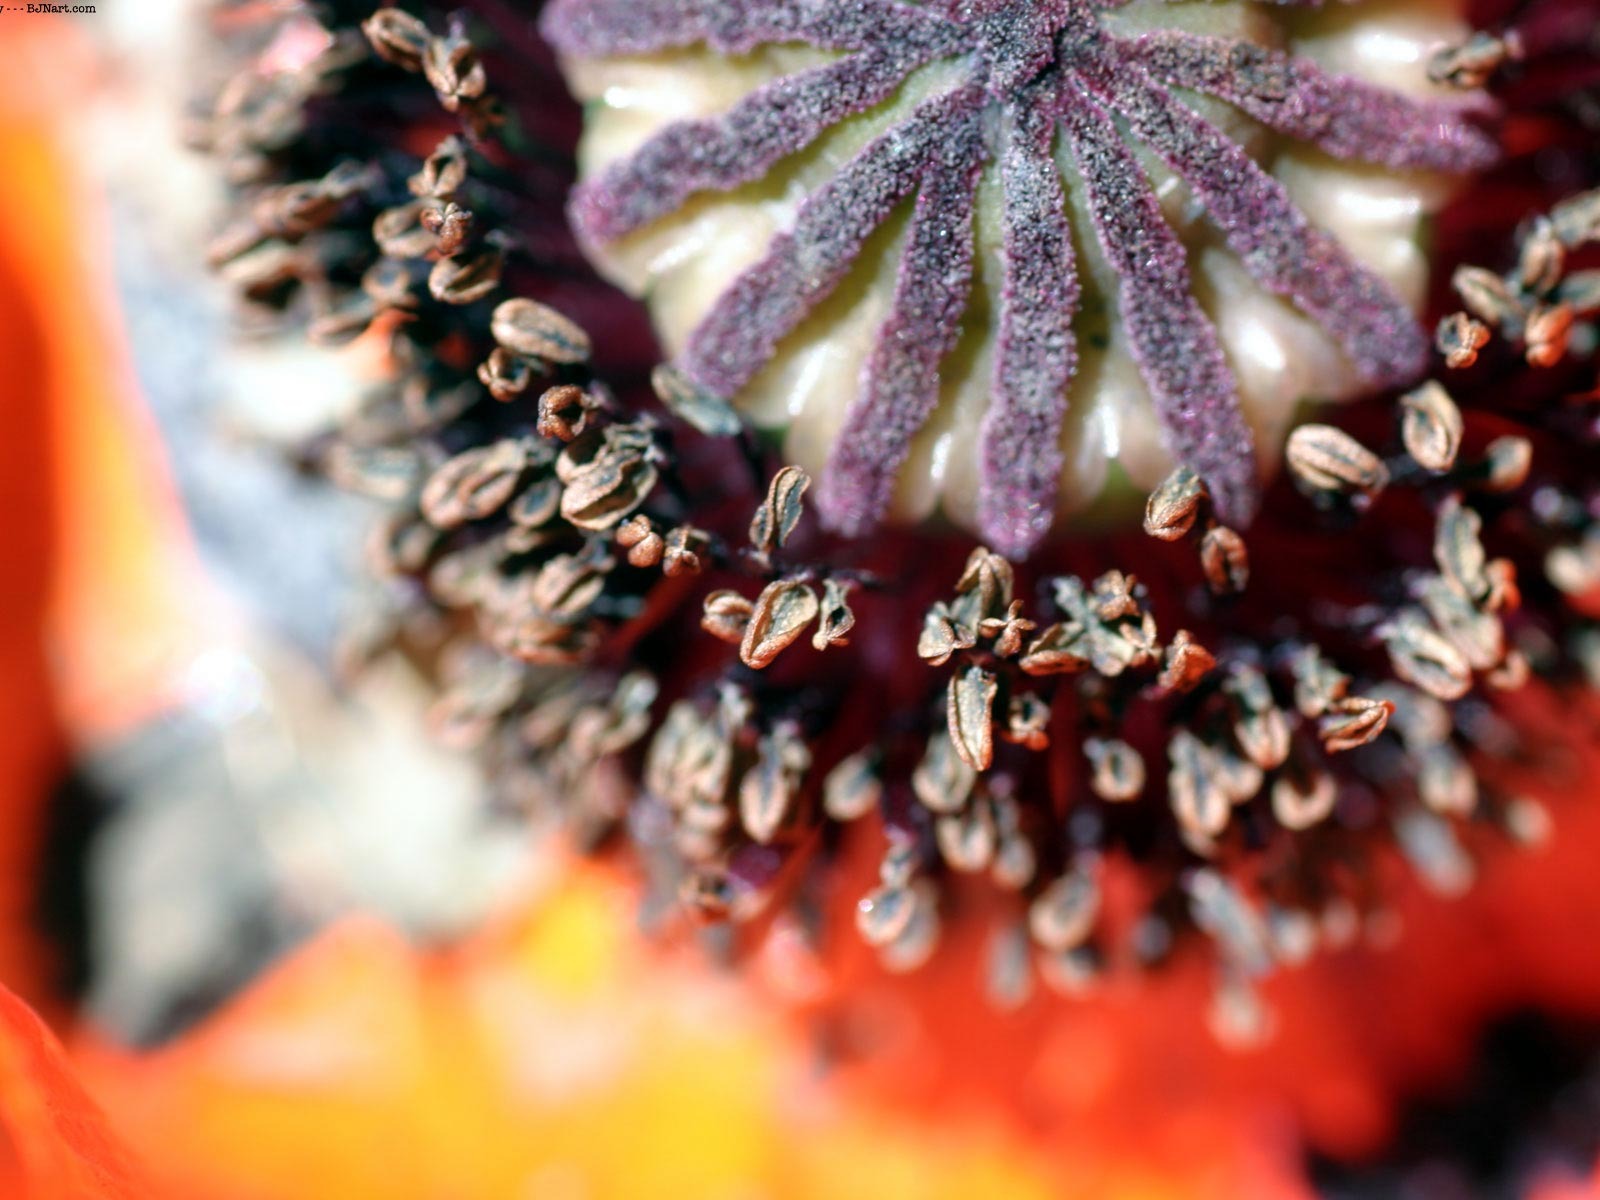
[0,986,148,1200]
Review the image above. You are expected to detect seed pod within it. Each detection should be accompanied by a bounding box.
[1319,696,1394,753]
[420,439,527,528]
[947,665,999,771]
[1199,526,1249,595]
[701,591,754,645]
[363,8,431,72]
[1144,467,1206,541]
[650,364,742,437]
[1401,382,1463,473]
[1029,865,1101,952]
[1085,737,1144,803]
[1286,425,1388,497]
[750,465,810,554]
[739,580,819,669]
[1435,312,1490,369]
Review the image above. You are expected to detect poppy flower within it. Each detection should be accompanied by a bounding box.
[6,0,1600,1196]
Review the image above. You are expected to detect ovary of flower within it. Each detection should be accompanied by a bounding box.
[547,0,1491,557]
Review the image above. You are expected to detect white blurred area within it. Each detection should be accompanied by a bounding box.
[53,0,536,1042]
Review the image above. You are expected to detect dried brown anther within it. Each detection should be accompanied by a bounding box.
[650,364,742,437]
[1029,865,1101,953]
[478,347,534,402]
[428,242,503,305]
[1286,424,1388,500]
[1435,312,1491,370]
[1084,737,1144,803]
[1525,302,1574,368]
[740,580,819,669]
[1000,693,1050,752]
[701,591,754,646]
[1452,265,1524,330]
[662,526,710,577]
[538,385,600,442]
[1482,436,1533,493]
[1401,382,1463,473]
[420,438,529,528]
[420,201,473,256]
[750,465,810,556]
[1426,31,1520,88]
[422,31,487,112]
[812,578,856,651]
[492,298,592,364]
[1159,630,1216,693]
[1319,696,1394,754]
[1199,526,1249,596]
[947,665,999,772]
[363,8,431,72]
[1144,466,1206,541]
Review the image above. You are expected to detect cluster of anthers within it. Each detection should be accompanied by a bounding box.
[196,0,1600,1031]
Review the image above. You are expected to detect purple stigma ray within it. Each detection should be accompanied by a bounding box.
[1081,57,1429,388]
[555,0,1496,556]
[1121,32,1499,173]
[1058,78,1258,526]
[540,0,957,58]
[682,87,983,400]
[818,94,987,537]
[569,47,940,245]
[977,93,1079,559]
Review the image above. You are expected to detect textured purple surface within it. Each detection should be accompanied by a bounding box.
[1058,78,1258,526]
[979,91,1079,557]
[543,0,1495,556]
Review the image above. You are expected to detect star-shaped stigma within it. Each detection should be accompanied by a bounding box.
[542,0,1496,557]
